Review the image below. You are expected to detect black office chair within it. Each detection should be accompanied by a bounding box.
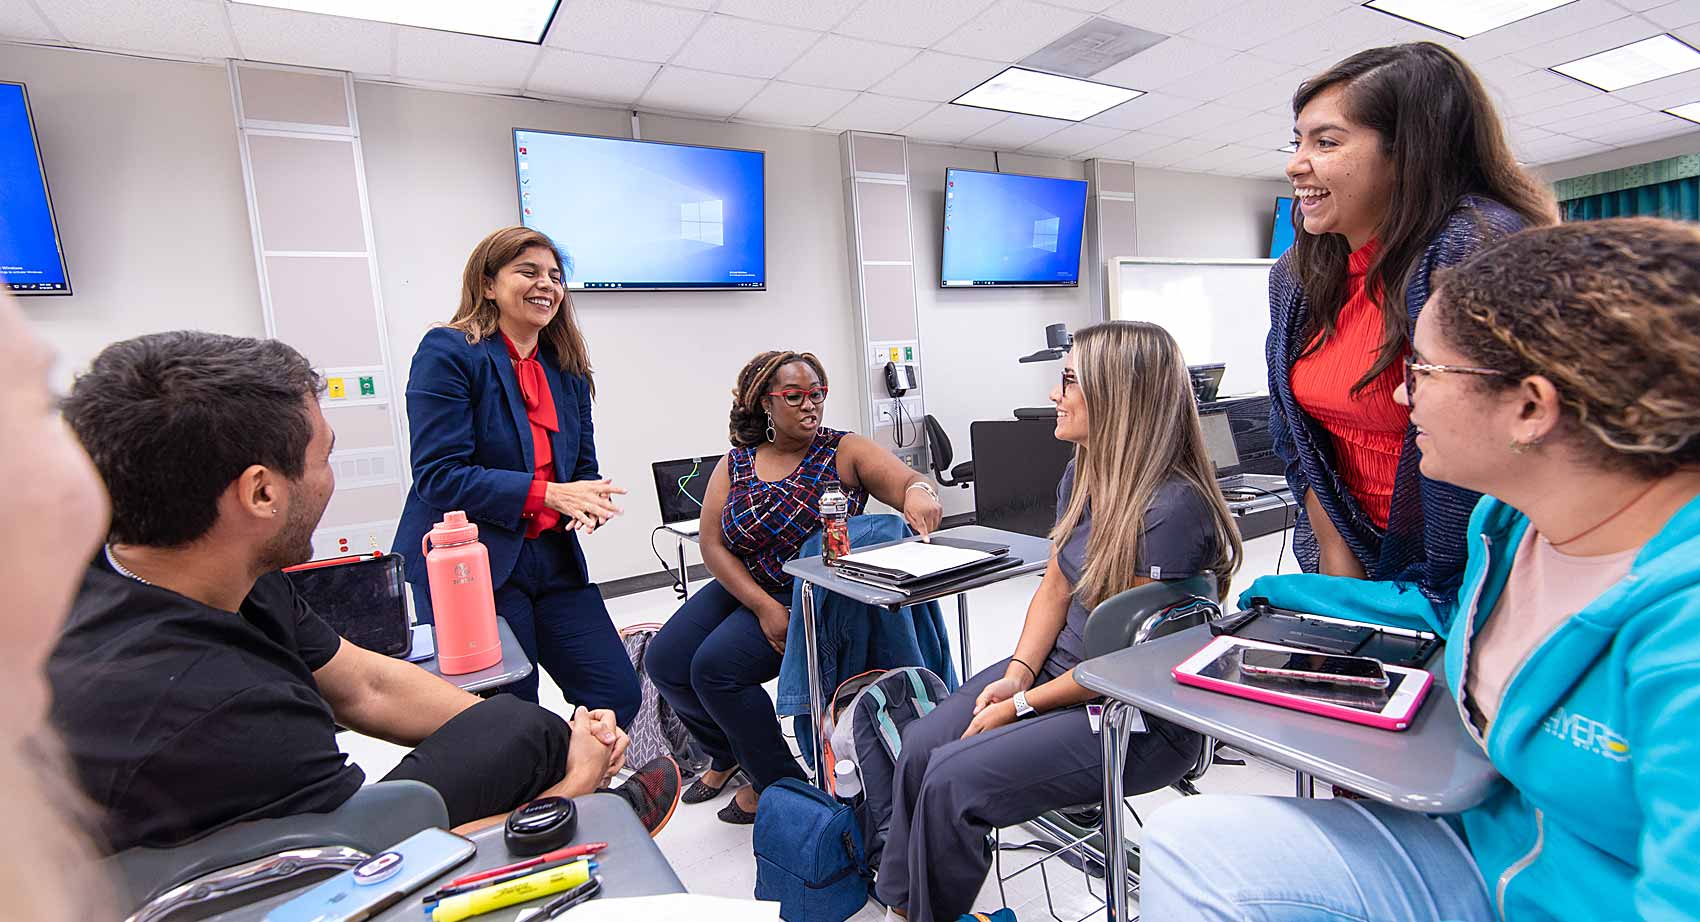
[108,780,449,922]
[923,414,974,488]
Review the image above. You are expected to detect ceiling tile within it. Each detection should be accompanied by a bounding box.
[1484,66,1580,102]
[1613,0,1675,10]
[961,112,1073,148]
[1082,128,1180,159]
[933,0,1090,60]
[1540,101,1655,134]
[671,14,821,78]
[1138,135,1231,167]
[1196,108,1291,145]
[1507,15,1661,71]
[395,27,540,88]
[39,0,236,59]
[715,0,862,30]
[1467,54,1537,86]
[1453,0,1627,59]
[1213,65,1311,111]
[1045,0,1121,11]
[1102,0,1243,35]
[1182,141,1267,171]
[1611,59,1700,105]
[1523,94,1645,127]
[834,0,995,48]
[1022,121,1127,155]
[1645,0,1700,28]
[545,0,706,62]
[0,0,60,42]
[817,92,938,132]
[1182,0,1342,52]
[1501,81,1602,117]
[1570,109,1691,143]
[527,49,659,103]
[1528,134,1612,163]
[1085,90,1199,129]
[639,66,766,117]
[1235,149,1292,177]
[1093,36,1239,90]
[899,104,1012,142]
[872,51,1006,102]
[1141,100,1258,138]
[646,0,715,7]
[1252,4,1428,67]
[228,3,393,75]
[1152,51,1293,100]
[780,34,918,91]
[733,80,858,125]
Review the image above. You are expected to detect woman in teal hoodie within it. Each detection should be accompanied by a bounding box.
[1139,218,1700,922]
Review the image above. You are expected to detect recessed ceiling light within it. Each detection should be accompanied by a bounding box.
[1665,101,1700,124]
[951,66,1143,122]
[1363,0,1575,39]
[1279,141,1298,153]
[1551,34,1700,92]
[230,0,562,43]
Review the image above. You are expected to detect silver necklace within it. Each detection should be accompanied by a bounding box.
[104,544,154,586]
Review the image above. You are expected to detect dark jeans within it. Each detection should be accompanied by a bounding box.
[381,694,572,826]
[418,531,641,727]
[645,580,806,792]
[875,660,1202,922]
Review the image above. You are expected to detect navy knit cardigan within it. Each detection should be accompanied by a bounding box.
[1266,195,1530,608]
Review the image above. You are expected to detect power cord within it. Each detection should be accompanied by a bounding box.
[1219,484,1293,575]
[892,396,914,448]
[649,526,688,600]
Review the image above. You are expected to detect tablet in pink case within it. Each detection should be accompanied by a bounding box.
[1173,635,1434,731]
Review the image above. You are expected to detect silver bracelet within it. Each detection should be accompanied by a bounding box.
[906,480,938,501]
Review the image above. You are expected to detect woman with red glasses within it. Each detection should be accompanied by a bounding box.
[647,349,942,824]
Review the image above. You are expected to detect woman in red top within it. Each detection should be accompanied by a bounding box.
[394,227,640,724]
[1269,43,1557,598]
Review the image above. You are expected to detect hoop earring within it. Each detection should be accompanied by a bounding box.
[765,413,776,443]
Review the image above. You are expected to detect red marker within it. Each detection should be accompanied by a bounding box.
[442,843,608,889]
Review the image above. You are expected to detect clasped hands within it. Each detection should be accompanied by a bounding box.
[544,478,627,534]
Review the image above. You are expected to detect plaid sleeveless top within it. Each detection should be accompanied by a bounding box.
[721,427,868,592]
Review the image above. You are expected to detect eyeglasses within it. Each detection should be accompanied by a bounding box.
[767,386,828,408]
[1402,356,1507,404]
[1060,369,1078,397]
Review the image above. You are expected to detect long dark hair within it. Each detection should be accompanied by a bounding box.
[447,226,594,395]
[1290,42,1558,393]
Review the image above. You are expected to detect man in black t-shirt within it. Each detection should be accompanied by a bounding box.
[50,332,668,853]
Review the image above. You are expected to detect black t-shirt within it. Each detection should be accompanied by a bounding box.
[48,557,364,852]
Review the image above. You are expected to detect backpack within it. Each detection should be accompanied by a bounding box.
[821,666,948,871]
[618,623,712,778]
[753,778,871,922]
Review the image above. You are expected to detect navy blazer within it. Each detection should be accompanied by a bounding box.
[393,326,599,590]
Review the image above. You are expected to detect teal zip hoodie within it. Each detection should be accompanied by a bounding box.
[1239,493,1700,922]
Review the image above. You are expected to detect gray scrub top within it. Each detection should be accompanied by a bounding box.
[1044,459,1218,675]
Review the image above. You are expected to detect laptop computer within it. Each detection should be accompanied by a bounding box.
[652,455,722,537]
[1202,411,1290,512]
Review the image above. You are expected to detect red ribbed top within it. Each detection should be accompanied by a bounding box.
[1290,240,1409,529]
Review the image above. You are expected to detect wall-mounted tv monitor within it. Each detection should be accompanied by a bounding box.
[1,82,71,295]
[941,168,1088,288]
[1269,195,1296,259]
[513,129,765,291]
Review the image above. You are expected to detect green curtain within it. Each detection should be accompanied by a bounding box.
[1561,176,1700,222]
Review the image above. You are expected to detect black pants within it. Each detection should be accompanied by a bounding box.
[875,661,1202,922]
[380,694,572,826]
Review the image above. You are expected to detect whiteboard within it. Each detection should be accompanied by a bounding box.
[1107,257,1276,398]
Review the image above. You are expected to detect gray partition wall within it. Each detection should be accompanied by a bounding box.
[839,130,927,474]
[229,62,407,560]
[1085,158,1137,322]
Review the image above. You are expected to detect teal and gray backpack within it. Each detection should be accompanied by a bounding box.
[824,665,949,871]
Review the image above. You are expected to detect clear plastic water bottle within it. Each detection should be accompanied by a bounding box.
[821,481,850,565]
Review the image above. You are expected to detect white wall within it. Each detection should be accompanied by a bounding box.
[5,44,265,386]
[356,82,859,580]
[1132,167,1291,260]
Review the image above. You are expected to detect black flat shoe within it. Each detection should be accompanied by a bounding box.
[716,797,758,825]
[683,767,742,805]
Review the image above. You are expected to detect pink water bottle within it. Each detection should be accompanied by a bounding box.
[421,511,502,675]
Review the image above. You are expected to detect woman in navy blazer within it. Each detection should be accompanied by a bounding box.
[394,227,640,724]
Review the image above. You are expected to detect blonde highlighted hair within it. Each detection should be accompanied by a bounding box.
[446,226,595,395]
[1049,322,1243,607]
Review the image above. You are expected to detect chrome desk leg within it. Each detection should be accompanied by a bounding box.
[1102,701,1137,922]
[956,592,973,681]
[677,541,691,595]
[802,580,827,790]
[1295,771,1314,798]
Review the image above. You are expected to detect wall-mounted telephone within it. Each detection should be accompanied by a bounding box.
[884,362,916,396]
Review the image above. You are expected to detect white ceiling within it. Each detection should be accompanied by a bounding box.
[6,0,1700,178]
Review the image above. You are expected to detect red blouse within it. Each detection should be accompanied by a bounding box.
[1290,240,1409,530]
[504,333,561,538]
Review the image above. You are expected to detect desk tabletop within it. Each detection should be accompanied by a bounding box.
[212,793,682,921]
[782,525,1051,609]
[1075,625,1500,813]
[418,617,534,694]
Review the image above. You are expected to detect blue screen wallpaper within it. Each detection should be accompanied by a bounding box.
[514,130,765,289]
[0,83,70,294]
[1270,196,1296,259]
[940,168,1087,287]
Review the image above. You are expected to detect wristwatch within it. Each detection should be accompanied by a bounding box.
[1012,690,1036,719]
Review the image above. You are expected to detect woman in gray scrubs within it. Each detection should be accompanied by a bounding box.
[874,321,1244,922]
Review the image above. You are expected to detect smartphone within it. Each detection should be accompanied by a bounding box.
[1239,649,1389,689]
[265,828,475,922]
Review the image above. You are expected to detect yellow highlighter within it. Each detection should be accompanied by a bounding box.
[430,860,593,922]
